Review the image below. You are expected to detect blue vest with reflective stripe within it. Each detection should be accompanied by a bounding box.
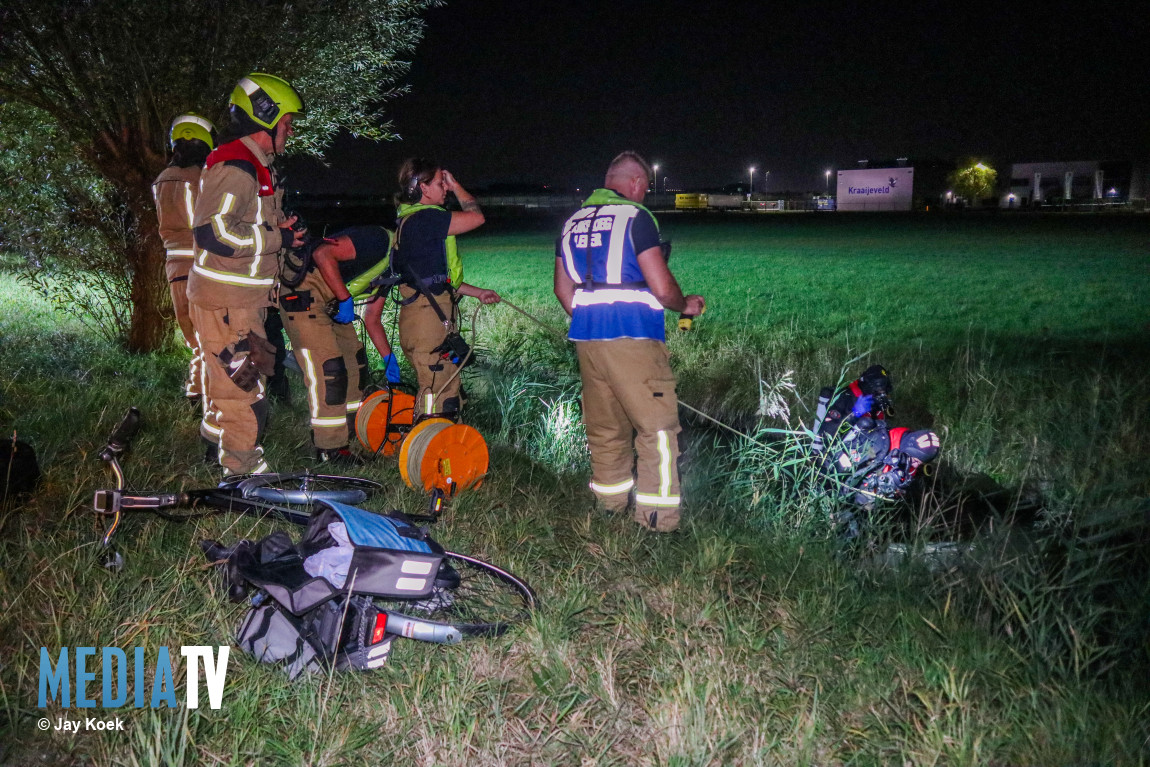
[559,191,665,342]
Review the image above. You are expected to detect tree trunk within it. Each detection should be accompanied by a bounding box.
[124,199,170,354]
[87,129,170,353]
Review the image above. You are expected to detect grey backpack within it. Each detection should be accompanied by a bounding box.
[207,501,443,679]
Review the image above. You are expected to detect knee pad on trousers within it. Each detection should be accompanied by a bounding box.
[322,357,348,406]
[441,396,461,415]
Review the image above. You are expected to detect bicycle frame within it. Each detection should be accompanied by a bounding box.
[91,408,535,646]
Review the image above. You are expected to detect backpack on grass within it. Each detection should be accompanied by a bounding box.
[204,501,444,679]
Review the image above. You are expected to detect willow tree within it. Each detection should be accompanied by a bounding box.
[948,160,999,207]
[0,0,434,352]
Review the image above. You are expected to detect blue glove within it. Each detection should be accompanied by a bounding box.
[333,297,355,325]
[851,394,874,418]
[382,353,401,384]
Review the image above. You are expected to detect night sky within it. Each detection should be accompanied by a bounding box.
[292,1,1147,195]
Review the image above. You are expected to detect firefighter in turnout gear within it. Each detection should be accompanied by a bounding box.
[278,227,399,463]
[310,226,403,385]
[188,73,306,475]
[553,151,705,532]
[392,158,499,419]
[152,113,217,406]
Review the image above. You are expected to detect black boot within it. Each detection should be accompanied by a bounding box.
[315,446,367,466]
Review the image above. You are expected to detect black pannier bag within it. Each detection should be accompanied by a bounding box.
[204,500,445,679]
[2,435,41,500]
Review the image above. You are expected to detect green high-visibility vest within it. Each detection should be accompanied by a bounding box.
[396,203,463,288]
[345,228,396,299]
[580,188,660,232]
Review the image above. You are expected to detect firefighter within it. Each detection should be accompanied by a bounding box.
[391,158,499,419]
[152,113,216,407]
[553,151,705,532]
[187,73,305,475]
[279,226,399,463]
[310,225,403,385]
[816,364,893,442]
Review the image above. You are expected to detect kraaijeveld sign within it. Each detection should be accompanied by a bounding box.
[38,646,229,710]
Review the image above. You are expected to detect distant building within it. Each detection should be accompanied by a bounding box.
[835,158,954,211]
[835,167,914,211]
[1001,160,1148,208]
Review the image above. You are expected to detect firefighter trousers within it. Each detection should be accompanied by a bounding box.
[280,295,367,450]
[166,258,202,400]
[398,287,462,417]
[189,303,270,475]
[575,339,682,532]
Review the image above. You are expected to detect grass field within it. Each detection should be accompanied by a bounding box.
[2,212,1149,765]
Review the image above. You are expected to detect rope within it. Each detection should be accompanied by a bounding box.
[431,302,482,402]
[404,420,451,486]
[432,295,869,499]
[499,298,569,338]
[490,298,800,447]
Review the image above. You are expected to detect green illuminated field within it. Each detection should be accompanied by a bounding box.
[469,211,1149,352]
[465,212,1150,495]
[3,212,1149,765]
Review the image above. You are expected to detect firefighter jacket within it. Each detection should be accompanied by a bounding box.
[188,135,289,309]
[151,165,201,260]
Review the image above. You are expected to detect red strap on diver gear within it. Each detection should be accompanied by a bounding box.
[849,379,886,420]
[205,140,274,197]
[888,427,907,450]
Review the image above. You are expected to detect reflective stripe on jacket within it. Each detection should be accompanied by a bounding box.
[188,135,287,308]
[152,165,201,257]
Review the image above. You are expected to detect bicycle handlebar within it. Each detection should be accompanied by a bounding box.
[101,407,141,460]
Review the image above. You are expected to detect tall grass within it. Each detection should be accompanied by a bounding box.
[4,213,1150,764]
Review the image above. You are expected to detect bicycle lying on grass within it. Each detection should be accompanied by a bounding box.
[92,408,537,658]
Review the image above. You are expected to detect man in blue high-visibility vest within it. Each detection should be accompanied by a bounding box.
[554,152,705,532]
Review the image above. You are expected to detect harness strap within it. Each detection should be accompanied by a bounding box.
[582,208,599,291]
[576,280,649,290]
[389,215,455,325]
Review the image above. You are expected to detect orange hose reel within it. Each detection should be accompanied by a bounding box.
[398,417,489,495]
[354,388,416,457]
[356,388,489,495]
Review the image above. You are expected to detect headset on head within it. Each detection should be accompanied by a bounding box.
[401,174,424,204]
[400,159,442,205]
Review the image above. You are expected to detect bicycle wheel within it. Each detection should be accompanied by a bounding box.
[374,552,536,640]
[217,473,382,506]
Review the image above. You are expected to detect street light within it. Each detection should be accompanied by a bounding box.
[825,170,831,195]
[748,166,755,200]
[653,164,660,194]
